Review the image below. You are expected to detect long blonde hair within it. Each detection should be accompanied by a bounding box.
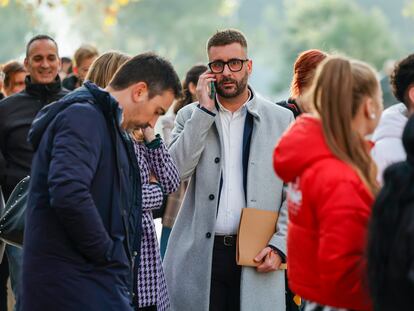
[312,56,379,194]
[85,51,130,88]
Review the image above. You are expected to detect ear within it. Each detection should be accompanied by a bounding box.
[188,82,197,96]
[57,57,62,72]
[408,86,414,113]
[362,97,377,120]
[131,81,148,103]
[247,59,253,75]
[24,57,29,70]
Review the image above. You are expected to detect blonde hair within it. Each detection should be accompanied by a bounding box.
[312,56,380,194]
[85,51,130,88]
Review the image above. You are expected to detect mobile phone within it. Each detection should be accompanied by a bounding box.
[209,81,216,99]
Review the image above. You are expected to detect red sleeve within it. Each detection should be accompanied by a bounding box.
[317,180,372,310]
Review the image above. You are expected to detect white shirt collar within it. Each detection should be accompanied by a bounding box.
[216,89,252,115]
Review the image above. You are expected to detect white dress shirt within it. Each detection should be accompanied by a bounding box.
[215,94,251,235]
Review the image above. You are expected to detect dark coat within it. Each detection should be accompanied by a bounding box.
[276,98,301,119]
[0,76,68,200]
[62,74,80,90]
[22,82,142,311]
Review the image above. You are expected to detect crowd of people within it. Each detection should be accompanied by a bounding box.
[0,28,413,311]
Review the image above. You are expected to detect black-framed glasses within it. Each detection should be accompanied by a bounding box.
[208,58,249,74]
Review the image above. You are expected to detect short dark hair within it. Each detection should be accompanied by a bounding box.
[390,54,414,107]
[2,61,26,88]
[207,29,248,52]
[61,57,72,64]
[109,52,182,99]
[26,34,59,57]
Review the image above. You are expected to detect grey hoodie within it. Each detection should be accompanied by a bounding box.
[372,103,408,183]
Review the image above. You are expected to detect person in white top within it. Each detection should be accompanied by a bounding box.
[372,53,414,183]
[163,29,293,311]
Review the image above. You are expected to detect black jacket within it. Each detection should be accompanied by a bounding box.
[276,98,301,119]
[62,74,80,90]
[22,82,142,310]
[0,76,68,200]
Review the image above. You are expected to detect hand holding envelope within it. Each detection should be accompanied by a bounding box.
[236,208,287,271]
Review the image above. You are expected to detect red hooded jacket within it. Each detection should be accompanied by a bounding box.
[273,115,373,311]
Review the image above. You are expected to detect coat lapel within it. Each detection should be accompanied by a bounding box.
[242,113,254,201]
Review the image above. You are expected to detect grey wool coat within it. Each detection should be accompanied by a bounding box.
[163,87,294,311]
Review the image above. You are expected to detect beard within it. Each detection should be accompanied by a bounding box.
[215,71,249,98]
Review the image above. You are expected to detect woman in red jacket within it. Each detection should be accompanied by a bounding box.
[273,56,382,311]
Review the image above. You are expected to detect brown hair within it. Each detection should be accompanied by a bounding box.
[74,44,99,67]
[2,61,26,88]
[109,52,182,99]
[207,29,248,52]
[312,56,380,194]
[85,51,130,88]
[291,49,327,98]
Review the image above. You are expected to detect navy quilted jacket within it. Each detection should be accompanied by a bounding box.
[22,82,141,311]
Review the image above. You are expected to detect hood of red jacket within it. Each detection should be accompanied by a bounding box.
[273,115,334,183]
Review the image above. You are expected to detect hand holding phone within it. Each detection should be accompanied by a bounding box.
[209,81,216,100]
[196,70,216,112]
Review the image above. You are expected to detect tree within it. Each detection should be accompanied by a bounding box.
[57,0,235,77]
[273,0,401,91]
[0,1,42,62]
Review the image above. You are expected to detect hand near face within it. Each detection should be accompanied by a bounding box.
[142,126,156,143]
[196,71,216,112]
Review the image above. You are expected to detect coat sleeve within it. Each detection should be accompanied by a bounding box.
[317,181,372,310]
[268,185,288,256]
[47,106,114,264]
[371,137,405,184]
[268,112,294,256]
[147,139,180,194]
[169,106,216,180]
[141,183,164,211]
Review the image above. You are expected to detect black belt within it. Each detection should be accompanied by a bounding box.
[214,235,237,247]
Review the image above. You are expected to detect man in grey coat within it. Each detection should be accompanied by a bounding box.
[163,29,294,311]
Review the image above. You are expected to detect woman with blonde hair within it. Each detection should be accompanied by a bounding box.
[85,51,130,88]
[273,56,383,311]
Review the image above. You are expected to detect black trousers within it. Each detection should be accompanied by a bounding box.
[209,235,241,311]
[137,306,157,311]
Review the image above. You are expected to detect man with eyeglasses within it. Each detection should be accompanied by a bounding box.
[163,29,294,311]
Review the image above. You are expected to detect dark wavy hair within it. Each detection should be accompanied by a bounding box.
[390,53,414,108]
[173,64,207,114]
[367,115,414,311]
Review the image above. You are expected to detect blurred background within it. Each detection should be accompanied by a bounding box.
[1,0,413,100]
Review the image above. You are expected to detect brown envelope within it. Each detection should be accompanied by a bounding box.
[236,207,287,270]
